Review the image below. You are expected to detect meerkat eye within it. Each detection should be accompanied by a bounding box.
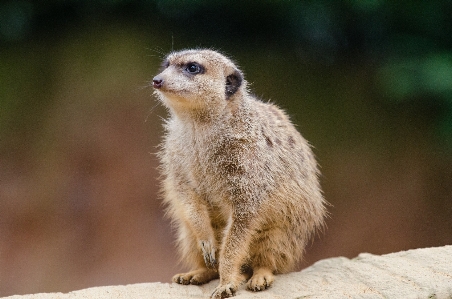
[185,62,203,74]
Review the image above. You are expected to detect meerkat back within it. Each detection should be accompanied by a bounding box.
[152,49,327,299]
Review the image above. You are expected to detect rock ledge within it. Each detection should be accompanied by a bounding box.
[3,246,452,299]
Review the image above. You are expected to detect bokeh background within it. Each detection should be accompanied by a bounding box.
[1,0,452,296]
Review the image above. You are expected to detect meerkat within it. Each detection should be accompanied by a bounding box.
[152,49,327,299]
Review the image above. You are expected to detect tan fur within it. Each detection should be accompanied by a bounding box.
[153,49,327,299]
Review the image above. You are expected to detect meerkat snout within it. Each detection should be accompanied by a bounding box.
[152,77,163,89]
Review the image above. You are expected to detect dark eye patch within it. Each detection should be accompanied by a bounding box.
[184,62,204,75]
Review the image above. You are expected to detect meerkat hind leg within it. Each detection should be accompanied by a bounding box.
[173,268,219,285]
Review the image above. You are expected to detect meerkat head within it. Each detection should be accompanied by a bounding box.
[152,49,244,116]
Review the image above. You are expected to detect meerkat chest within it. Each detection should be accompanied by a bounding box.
[165,126,213,183]
[166,121,248,197]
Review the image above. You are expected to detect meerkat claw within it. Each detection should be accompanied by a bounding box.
[200,240,218,270]
[211,283,237,299]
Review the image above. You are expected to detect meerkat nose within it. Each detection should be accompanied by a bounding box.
[153,77,163,89]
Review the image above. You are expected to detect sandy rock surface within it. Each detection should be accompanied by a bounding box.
[3,246,452,299]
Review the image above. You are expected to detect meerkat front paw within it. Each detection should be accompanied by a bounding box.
[211,283,237,299]
[246,267,274,291]
[200,240,218,270]
[172,268,219,285]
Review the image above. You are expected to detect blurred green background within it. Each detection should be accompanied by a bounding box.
[1,0,452,296]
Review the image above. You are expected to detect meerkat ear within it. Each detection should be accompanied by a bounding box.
[225,69,243,99]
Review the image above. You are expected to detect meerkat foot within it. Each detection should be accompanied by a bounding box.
[247,267,274,292]
[211,282,238,299]
[200,240,218,270]
[172,268,219,285]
